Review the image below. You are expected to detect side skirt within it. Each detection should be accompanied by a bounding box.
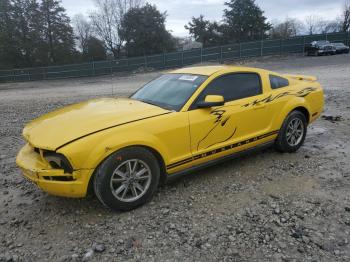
[166,141,274,182]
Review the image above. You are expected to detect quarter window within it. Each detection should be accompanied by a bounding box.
[269,75,289,89]
[196,73,262,104]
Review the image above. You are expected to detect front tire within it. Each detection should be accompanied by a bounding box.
[94,147,160,211]
[275,111,307,153]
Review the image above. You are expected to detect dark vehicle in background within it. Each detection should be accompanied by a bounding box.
[305,41,336,56]
[333,42,350,54]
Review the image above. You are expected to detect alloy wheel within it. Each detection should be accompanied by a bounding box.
[286,118,304,146]
[110,159,152,202]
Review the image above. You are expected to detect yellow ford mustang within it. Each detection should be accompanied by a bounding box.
[16,66,324,211]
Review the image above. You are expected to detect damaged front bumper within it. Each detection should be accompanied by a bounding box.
[16,143,93,198]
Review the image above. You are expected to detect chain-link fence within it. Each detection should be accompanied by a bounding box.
[0,32,349,83]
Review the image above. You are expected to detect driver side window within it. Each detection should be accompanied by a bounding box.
[196,73,262,105]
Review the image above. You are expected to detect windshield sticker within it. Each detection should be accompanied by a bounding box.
[179,75,198,81]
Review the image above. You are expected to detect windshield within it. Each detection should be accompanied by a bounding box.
[131,74,208,111]
[312,40,329,47]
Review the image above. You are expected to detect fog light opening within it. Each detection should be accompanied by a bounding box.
[43,176,75,181]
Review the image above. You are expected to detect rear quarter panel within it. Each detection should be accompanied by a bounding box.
[304,83,324,123]
[265,75,324,131]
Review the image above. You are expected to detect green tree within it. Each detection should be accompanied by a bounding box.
[0,0,18,68]
[223,0,271,42]
[11,0,43,67]
[341,0,350,32]
[40,0,75,64]
[185,15,222,47]
[119,4,175,56]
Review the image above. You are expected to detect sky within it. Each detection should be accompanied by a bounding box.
[62,0,345,37]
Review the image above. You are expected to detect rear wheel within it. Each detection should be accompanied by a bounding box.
[275,111,307,153]
[94,147,160,211]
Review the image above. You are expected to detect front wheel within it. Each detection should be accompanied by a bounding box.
[275,111,307,153]
[94,147,160,211]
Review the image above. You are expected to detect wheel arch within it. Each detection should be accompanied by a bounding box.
[293,106,310,124]
[137,145,167,184]
[273,98,312,131]
[87,144,167,196]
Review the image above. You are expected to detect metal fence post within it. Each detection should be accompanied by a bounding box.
[144,56,147,68]
[239,43,242,58]
[220,46,223,63]
[302,36,306,55]
[163,53,166,68]
[280,39,283,56]
[92,61,95,76]
[200,48,203,64]
[181,51,184,67]
[347,31,349,45]
[260,40,263,57]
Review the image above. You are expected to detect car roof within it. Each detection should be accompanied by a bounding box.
[170,65,261,76]
[312,40,329,43]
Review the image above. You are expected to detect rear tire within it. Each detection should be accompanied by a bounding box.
[275,111,307,153]
[94,147,160,211]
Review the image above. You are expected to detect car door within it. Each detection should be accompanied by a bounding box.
[187,72,272,166]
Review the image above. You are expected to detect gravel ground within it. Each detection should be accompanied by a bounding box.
[0,54,350,262]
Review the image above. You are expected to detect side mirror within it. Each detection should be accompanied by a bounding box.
[197,95,225,108]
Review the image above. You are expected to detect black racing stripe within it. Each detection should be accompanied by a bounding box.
[167,159,193,169]
[55,112,172,151]
[166,130,279,169]
[167,157,193,169]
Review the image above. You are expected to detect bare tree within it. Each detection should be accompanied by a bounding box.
[73,14,92,54]
[269,18,303,39]
[321,20,341,33]
[305,15,324,35]
[341,0,350,32]
[89,0,142,58]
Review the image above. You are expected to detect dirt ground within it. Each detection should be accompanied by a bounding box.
[0,54,350,262]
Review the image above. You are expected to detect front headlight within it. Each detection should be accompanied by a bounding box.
[44,152,73,173]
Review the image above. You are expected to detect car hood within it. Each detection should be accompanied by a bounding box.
[23,98,170,150]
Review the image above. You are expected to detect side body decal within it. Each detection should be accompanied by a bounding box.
[167,130,279,170]
[242,87,317,108]
[196,108,237,150]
